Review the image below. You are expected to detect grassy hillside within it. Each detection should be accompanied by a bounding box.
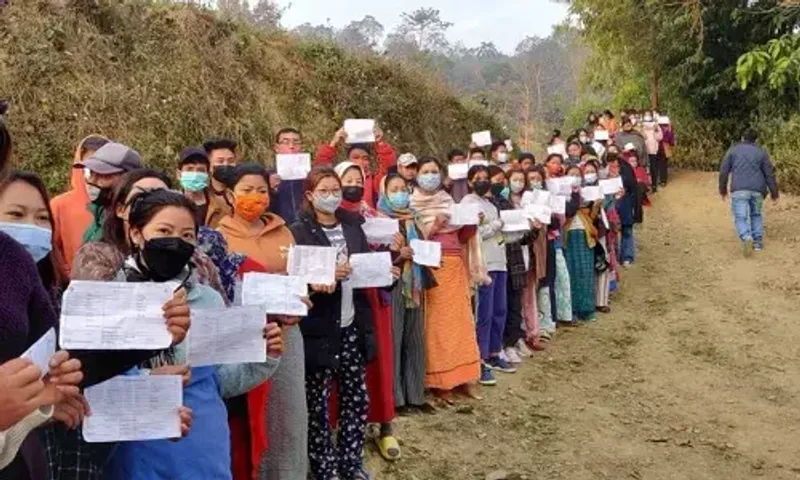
[0,0,502,193]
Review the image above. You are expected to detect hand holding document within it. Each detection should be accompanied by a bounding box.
[448,163,469,180]
[344,119,376,144]
[594,130,609,141]
[471,131,492,147]
[60,281,175,350]
[524,204,553,225]
[276,153,311,181]
[348,252,393,288]
[242,272,309,316]
[409,239,441,267]
[549,195,567,215]
[599,177,624,196]
[520,189,551,207]
[83,375,182,443]
[361,217,399,245]
[547,144,567,157]
[546,178,573,196]
[448,203,481,225]
[187,305,267,366]
[287,245,338,285]
[21,328,56,377]
[500,209,531,232]
[581,186,603,202]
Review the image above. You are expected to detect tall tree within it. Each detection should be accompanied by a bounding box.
[337,15,385,53]
[393,7,452,53]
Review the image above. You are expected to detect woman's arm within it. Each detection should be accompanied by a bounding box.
[215,357,281,399]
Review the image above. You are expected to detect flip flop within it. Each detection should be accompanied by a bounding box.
[376,435,402,461]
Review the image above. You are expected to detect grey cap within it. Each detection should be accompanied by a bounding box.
[78,142,143,175]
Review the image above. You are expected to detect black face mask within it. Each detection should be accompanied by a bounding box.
[342,185,365,203]
[473,180,491,196]
[490,183,505,197]
[212,165,236,189]
[136,237,196,282]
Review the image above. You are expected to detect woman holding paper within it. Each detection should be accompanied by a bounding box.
[524,166,556,338]
[290,167,377,480]
[409,157,481,397]
[216,163,309,480]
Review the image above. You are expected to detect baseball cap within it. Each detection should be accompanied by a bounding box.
[623,143,637,152]
[78,142,143,175]
[398,153,418,168]
[179,146,209,165]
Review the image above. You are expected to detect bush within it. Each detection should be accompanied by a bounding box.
[0,0,502,193]
[761,114,800,195]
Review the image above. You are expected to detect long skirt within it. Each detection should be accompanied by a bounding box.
[565,230,597,321]
[521,270,540,342]
[424,255,481,390]
[554,245,573,323]
[364,289,395,425]
[391,280,426,408]
[595,237,610,308]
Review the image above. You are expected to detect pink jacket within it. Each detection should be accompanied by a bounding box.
[642,124,663,155]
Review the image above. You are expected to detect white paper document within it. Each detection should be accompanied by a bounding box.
[409,239,441,267]
[504,139,514,152]
[581,186,604,202]
[60,281,174,350]
[447,163,469,180]
[500,209,531,232]
[524,204,553,225]
[471,130,492,147]
[21,328,56,378]
[468,160,489,168]
[344,119,376,144]
[547,144,567,157]
[599,177,624,196]
[546,178,572,196]
[187,305,266,366]
[549,195,567,215]
[83,375,182,443]
[276,153,311,181]
[520,189,551,207]
[448,203,481,225]
[287,245,337,285]
[593,130,609,141]
[242,272,309,316]
[349,252,393,288]
[361,217,399,245]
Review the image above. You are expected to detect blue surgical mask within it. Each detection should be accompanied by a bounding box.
[530,181,543,191]
[0,222,52,263]
[179,171,209,193]
[417,173,441,192]
[501,186,510,200]
[312,192,342,214]
[388,191,410,209]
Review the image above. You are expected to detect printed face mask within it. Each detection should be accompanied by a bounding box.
[180,172,209,193]
[137,236,195,282]
[312,192,342,213]
[0,222,52,263]
[235,192,268,222]
[416,173,442,192]
[388,191,409,209]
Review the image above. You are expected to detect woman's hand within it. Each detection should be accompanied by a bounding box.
[47,350,83,396]
[171,406,193,441]
[269,174,282,193]
[52,394,90,430]
[264,323,284,358]
[163,288,191,346]
[310,284,336,294]
[391,266,401,280]
[529,219,544,230]
[331,127,346,147]
[0,358,45,430]
[151,364,191,387]
[374,127,384,143]
[615,187,625,200]
[477,212,486,224]
[389,232,405,252]
[399,245,414,260]
[335,262,352,281]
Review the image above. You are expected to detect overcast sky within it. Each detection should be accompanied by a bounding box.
[277,0,570,54]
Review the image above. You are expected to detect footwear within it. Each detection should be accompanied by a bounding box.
[622,261,632,269]
[743,239,754,258]
[376,435,402,461]
[539,331,552,342]
[479,363,497,386]
[504,347,523,364]
[556,320,579,328]
[596,306,611,314]
[488,356,517,374]
[515,339,533,357]
[754,240,763,252]
[353,469,372,480]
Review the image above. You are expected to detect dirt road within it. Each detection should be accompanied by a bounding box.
[367,171,800,480]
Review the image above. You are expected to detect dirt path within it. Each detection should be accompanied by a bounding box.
[367,171,800,480]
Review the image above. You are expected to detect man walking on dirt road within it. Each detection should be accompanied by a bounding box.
[719,128,779,256]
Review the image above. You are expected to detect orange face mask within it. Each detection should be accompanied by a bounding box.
[235,193,268,222]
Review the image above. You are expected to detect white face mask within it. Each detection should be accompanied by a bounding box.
[510,180,525,193]
[497,153,509,164]
[584,173,598,185]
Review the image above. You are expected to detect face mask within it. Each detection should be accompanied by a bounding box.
[0,222,52,263]
[388,191,409,209]
[644,116,653,123]
[473,180,491,196]
[584,173,598,185]
[312,192,342,214]
[342,186,364,203]
[497,153,509,164]
[490,183,506,198]
[529,181,543,190]
[501,186,510,200]
[417,173,441,192]
[180,172,209,193]
[235,192,268,222]
[570,176,582,188]
[579,136,589,144]
[86,183,110,206]
[510,180,525,194]
[212,165,236,188]
[137,237,195,282]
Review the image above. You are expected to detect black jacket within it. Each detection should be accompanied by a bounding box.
[289,209,376,372]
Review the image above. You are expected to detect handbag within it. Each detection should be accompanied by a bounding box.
[594,242,610,273]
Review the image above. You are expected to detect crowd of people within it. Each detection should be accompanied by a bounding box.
[0,103,676,480]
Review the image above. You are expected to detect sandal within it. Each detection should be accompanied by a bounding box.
[376,435,402,461]
[353,468,373,480]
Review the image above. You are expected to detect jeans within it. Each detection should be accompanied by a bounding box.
[477,271,508,359]
[731,190,764,247]
[620,225,635,263]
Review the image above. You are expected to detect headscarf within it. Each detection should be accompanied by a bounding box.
[378,192,425,307]
[335,161,372,214]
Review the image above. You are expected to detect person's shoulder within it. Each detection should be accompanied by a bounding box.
[0,231,37,274]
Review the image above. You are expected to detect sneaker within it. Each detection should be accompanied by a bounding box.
[504,347,523,364]
[622,261,632,269]
[515,339,533,357]
[743,239,754,258]
[488,356,517,374]
[479,363,497,386]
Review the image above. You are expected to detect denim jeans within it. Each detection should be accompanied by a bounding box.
[477,271,508,359]
[731,190,764,247]
[620,225,635,263]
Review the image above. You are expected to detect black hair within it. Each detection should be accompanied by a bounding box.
[447,149,466,162]
[743,128,758,143]
[466,164,489,183]
[346,144,371,158]
[417,156,441,171]
[546,153,564,164]
[489,141,506,154]
[603,109,614,119]
[488,165,505,179]
[178,154,210,169]
[127,189,198,239]
[203,137,238,154]
[382,172,407,192]
[81,135,109,155]
[102,169,173,254]
[275,127,302,144]
[567,141,584,155]
[583,159,600,173]
[518,152,535,163]
[525,164,547,180]
[468,147,485,157]
[549,129,562,145]
[0,100,10,174]
[220,163,270,190]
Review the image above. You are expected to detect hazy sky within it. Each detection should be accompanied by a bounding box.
[277,0,570,54]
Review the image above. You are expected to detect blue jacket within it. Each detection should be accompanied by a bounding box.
[719,142,779,199]
[270,178,305,225]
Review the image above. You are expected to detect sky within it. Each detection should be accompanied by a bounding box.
[277,0,570,54]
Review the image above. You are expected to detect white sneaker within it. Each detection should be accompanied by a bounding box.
[504,347,523,364]
[515,339,533,357]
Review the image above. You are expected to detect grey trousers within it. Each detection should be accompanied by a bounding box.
[391,281,426,408]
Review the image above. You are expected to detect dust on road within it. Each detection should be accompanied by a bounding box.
[367,171,800,480]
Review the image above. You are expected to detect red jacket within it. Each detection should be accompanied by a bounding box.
[314,142,397,208]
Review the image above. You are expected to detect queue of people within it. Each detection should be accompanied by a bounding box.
[1,101,668,480]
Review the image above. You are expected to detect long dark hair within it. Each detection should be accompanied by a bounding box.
[301,166,340,213]
[0,170,66,289]
[466,164,489,192]
[0,101,10,176]
[102,169,173,254]
[127,189,198,237]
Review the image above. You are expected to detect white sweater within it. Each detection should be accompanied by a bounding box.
[0,405,53,469]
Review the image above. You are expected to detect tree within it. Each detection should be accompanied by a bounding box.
[293,22,336,43]
[250,0,283,29]
[475,42,501,59]
[337,15,384,53]
[393,7,452,53]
